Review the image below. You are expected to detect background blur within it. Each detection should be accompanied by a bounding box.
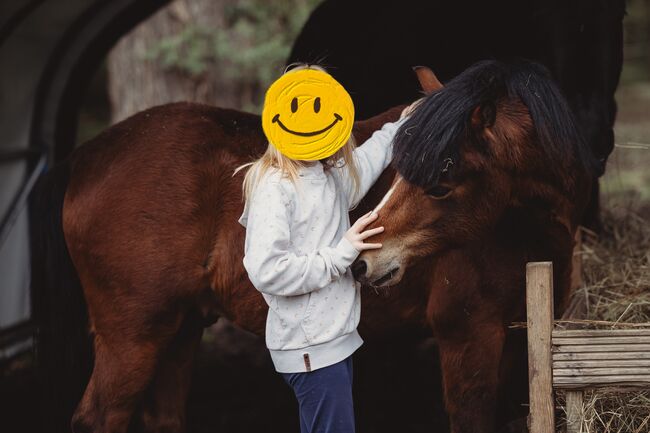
[83,0,650,202]
[79,0,319,143]
[607,0,650,203]
[1,0,649,432]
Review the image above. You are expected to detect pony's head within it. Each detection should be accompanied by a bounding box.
[353,60,596,287]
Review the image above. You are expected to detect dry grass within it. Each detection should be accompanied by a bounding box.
[571,205,650,325]
[557,390,650,433]
[550,75,650,432]
[555,201,650,433]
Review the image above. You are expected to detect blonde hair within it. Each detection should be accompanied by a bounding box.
[235,64,361,205]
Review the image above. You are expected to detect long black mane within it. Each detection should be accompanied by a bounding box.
[392,60,597,189]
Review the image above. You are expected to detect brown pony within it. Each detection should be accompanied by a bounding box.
[352,60,595,433]
[31,61,591,433]
[32,87,410,433]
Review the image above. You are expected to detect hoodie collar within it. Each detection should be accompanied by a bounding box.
[298,162,326,179]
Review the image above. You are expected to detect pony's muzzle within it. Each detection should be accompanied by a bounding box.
[351,259,368,281]
[352,256,402,287]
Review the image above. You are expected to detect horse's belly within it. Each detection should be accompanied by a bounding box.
[211,279,268,337]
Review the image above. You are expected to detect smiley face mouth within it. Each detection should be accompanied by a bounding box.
[272,113,342,137]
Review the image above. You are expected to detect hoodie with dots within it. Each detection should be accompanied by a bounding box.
[238,119,404,373]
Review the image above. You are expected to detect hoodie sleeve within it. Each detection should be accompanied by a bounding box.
[334,117,407,209]
[242,179,360,297]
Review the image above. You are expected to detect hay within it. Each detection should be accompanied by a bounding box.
[574,205,650,325]
[557,204,650,433]
[557,390,650,433]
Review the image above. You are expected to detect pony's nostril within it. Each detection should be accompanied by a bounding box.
[351,260,367,280]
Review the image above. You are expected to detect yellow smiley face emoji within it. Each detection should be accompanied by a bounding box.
[262,68,355,161]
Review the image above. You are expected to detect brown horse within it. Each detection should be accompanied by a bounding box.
[31,61,592,433]
[31,85,412,433]
[352,60,595,433]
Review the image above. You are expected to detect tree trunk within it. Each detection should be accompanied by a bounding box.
[107,0,239,123]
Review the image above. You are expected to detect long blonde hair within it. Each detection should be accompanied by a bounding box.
[235,64,361,204]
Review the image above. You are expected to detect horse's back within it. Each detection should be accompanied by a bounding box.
[59,101,405,333]
[62,102,264,303]
[67,102,263,191]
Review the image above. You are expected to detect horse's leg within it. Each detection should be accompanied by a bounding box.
[435,319,506,433]
[496,330,529,430]
[71,302,185,433]
[138,312,204,433]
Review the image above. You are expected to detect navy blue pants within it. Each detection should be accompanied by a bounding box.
[281,356,355,433]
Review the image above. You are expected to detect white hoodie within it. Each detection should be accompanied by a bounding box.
[238,119,404,373]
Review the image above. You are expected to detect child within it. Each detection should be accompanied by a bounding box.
[238,65,414,433]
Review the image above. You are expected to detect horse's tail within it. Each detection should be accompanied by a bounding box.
[30,160,92,432]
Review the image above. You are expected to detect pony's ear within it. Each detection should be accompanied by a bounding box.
[413,66,443,94]
[471,103,497,129]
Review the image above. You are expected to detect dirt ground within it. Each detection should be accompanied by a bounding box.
[0,321,451,433]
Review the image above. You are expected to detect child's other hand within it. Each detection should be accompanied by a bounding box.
[344,211,384,251]
[400,98,424,119]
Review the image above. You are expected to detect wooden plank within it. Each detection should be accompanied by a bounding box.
[555,377,650,386]
[553,344,650,353]
[554,359,650,369]
[565,390,583,433]
[554,375,650,389]
[553,336,650,345]
[553,352,650,361]
[554,367,650,377]
[526,262,555,433]
[553,329,650,338]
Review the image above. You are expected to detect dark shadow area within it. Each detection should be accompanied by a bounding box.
[1,322,450,433]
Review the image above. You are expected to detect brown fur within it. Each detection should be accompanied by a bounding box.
[56,67,586,433]
[62,102,410,433]
[354,89,589,433]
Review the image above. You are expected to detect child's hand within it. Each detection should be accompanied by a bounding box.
[344,211,384,251]
[400,98,424,119]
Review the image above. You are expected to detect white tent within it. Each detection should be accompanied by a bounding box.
[0,0,169,359]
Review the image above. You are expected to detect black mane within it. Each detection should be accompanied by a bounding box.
[392,60,597,189]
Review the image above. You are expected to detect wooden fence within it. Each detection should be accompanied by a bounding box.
[526,262,650,433]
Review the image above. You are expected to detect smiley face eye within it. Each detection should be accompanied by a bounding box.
[314,97,321,113]
[291,97,298,113]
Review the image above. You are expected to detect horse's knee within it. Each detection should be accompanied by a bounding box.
[71,404,96,433]
[72,406,136,433]
[70,338,166,433]
[71,418,92,433]
[71,376,98,433]
[72,387,133,433]
[138,323,202,433]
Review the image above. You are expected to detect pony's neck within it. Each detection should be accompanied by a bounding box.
[348,105,405,220]
[353,105,405,143]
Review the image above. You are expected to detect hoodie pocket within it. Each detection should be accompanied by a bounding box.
[301,289,321,341]
[276,293,309,326]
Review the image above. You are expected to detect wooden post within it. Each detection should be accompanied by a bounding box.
[527,262,555,433]
[570,228,583,292]
[565,390,583,433]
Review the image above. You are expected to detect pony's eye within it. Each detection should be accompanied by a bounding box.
[426,185,453,199]
[291,97,298,113]
[314,97,321,113]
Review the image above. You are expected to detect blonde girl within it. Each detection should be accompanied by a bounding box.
[237,65,415,433]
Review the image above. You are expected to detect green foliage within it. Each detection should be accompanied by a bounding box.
[145,25,214,76]
[145,0,321,110]
[216,0,319,84]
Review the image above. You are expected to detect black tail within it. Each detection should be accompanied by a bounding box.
[30,161,93,433]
